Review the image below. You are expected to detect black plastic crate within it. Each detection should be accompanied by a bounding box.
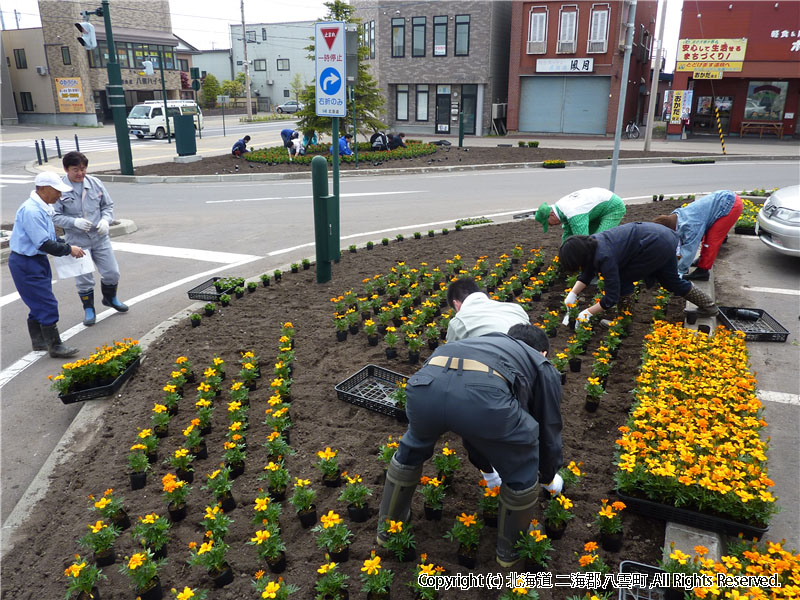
[335,364,407,417]
[187,277,234,301]
[59,356,141,405]
[619,561,666,600]
[718,306,789,342]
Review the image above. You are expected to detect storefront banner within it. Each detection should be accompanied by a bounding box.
[677,38,747,67]
[677,61,743,72]
[670,90,693,125]
[536,58,594,73]
[693,69,723,79]
[55,77,86,113]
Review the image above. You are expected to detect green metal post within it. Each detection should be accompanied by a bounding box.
[158,48,171,143]
[101,0,133,175]
[458,112,464,148]
[312,155,333,283]
[351,87,358,168]
[331,116,341,262]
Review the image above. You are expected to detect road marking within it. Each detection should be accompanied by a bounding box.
[110,241,260,263]
[0,256,261,389]
[758,390,800,406]
[206,190,425,204]
[741,286,800,296]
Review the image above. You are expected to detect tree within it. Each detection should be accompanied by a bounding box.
[200,73,220,109]
[295,0,387,140]
[290,73,305,103]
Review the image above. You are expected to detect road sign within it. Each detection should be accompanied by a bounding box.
[315,21,347,117]
[192,79,200,91]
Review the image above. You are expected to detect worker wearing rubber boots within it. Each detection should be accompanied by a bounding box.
[54,151,128,326]
[376,326,563,568]
[558,221,719,327]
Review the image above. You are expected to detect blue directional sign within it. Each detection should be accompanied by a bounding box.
[315,22,347,117]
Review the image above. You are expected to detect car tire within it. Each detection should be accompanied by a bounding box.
[276,108,283,114]
[155,128,166,140]
[136,134,144,139]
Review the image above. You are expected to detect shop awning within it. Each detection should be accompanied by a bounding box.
[94,25,179,47]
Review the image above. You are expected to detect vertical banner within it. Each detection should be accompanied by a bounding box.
[670,90,684,124]
[54,77,86,112]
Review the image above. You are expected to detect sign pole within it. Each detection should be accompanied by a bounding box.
[609,0,637,192]
[222,100,225,136]
[157,49,171,144]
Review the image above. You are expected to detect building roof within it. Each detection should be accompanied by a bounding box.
[174,34,200,53]
[94,24,178,46]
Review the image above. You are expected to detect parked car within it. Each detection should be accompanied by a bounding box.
[275,100,304,114]
[127,100,203,139]
[756,185,800,257]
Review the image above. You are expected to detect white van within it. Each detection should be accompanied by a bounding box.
[127,100,204,139]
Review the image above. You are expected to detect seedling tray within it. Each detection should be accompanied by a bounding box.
[617,490,768,540]
[59,356,142,405]
[718,306,789,342]
[618,561,666,600]
[187,277,233,301]
[335,364,407,417]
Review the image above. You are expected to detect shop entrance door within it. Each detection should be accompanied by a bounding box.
[435,85,451,134]
[461,84,477,135]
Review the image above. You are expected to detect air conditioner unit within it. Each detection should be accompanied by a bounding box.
[36,65,48,75]
[266,79,274,85]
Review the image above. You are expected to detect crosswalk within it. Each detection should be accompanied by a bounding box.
[0,174,34,189]
[0,136,149,156]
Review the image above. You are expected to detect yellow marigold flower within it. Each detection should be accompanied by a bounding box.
[251,529,271,544]
[261,581,281,598]
[387,520,403,533]
[174,448,189,458]
[176,356,188,364]
[294,478,311,488]
[598,505,615,519]
[197,540,213,554]
[229,421,242,431]
[138,429,153,439]
[204,505,220,520]
[611,501,626,511]
[512,589,530,595]
[208,469,221,480]
[317,562,336,574]
[176,587,195,600]
[196,382,211,393]
[94,497,110,510]
[182,424,194,436]
[254,497,270,512]
[317,447,338,461]
[266,431,280,441]
[441,446,456,456]
[128,552,146,569]
[153,403,167,413]
[418,563,435,575]
[141,513,157,524]
[89,520,106,533]
[254,569,265,580]
[196,398,211,408]
[265,462,280,471]
[670,549,691,565]
[320,510,342,529]
[231,381,243,391]
[584,541,599,552]
[556,496,573,510]
[130,443,147,451]
[228,401,242,411]
[579,553,597,567]
[457,513,477,527]
[64,562,86,577]
[361,555,382,576]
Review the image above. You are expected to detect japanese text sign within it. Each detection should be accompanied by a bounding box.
[676,39,747,71]
[315,21,347,117]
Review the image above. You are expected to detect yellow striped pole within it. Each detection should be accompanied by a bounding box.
[715,107,726,155]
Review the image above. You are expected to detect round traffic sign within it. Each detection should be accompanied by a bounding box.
[319,67,342,95]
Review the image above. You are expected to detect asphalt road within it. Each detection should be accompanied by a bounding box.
[1,160,798,545]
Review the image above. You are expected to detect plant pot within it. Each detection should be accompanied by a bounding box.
[395,408,408,424]
[227,461,245,479]
[167,402,179,416]
[146,450,158,465]
[321,592,349,600]
[267,550,287,573]
[298,505,317,528]
[199,423,212,436]
[323,472,342,488]
[137,576,163,600]
[584,397,600,413]
[427,339,439,351]
[382,240,389,246]
[385,348,397,360]
[483,510,498,528]
[367,335,379,347]
[347,503,369,523]
[547,328,557,338]
[154,424,168,439]
[191,441,208,460]
[568,358,582,373]
[176,467,193,484]
[367,591,390,600]
[110,509,130,531]
[544,520,567,540]
[734,224,756,236]
[235,291,244,299]
[560,371,567,385]
[168,502,187,522]
[130,471,147,490]
[269,486,287,502]
[76,588,100,600]
[524,558,548,573]
[568,317,577,329]
[274,273,282,281]
[149,543,168,561]
[218,491,236,512]
[348,324,359,335]
[336,330,348,342]
[531,292,542,302]
[220,298,230,307]
[600,531,623,552]
[329,545,350,563]
[424,505,442,521]
[457,544,477,569]
[210,563,234,588]
[93,547,116,567]
[262,278,271,286]
[408,351,420,365]
[204,308,215,317]
[398,546,417,562]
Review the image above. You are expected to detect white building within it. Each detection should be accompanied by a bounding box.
[191,48,233,85]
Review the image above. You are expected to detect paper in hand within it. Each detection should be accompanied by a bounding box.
[52,249,94,279]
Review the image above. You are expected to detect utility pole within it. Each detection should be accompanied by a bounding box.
[157,49,171,143]
[240,0,252,121]
[14,10,20,28]
[609,0,638,192]
[644,0,668,151]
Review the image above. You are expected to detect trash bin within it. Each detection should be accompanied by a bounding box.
[174,114,197,156]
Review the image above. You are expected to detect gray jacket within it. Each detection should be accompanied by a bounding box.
[53,174,114,237]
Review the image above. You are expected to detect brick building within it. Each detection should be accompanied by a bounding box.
[507,0,657,135]
[668,0,800,140]
[3,0,180,125]
[352,1,512,136]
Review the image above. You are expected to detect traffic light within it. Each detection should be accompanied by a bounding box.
[75,21,97,50]
[190,67,200,80]
[142,60,154,76]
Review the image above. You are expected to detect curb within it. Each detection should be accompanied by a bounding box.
[90,154,799,184]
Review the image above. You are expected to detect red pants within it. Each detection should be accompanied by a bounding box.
[697,195,743,270]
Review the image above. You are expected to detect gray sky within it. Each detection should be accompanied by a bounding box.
[0,0,682,70]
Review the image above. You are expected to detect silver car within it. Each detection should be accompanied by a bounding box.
[275,100,304,114]
[756,185,800,257]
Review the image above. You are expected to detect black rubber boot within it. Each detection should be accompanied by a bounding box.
[41,324,79,358]
[376,457,423,546]
[80,291,96,326]
[683,284,719,318]
[496,481,539,567]
[27,319,47,351]
[684,267,710,281]
[101,283,129,312]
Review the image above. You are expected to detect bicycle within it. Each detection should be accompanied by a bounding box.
[625,120,641,139]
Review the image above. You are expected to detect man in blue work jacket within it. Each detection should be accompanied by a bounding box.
[9,172,84,358]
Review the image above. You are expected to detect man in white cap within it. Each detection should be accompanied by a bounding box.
[8,172,85,357]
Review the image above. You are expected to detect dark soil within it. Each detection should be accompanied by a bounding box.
[1,200,692,600]
[108,146,715,176]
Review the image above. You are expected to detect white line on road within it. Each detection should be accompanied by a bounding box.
[111,242,260,263]
[741,286,800,296]
[206,191,425,204]
[757,390,800,406]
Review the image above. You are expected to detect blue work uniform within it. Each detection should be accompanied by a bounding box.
[577,222,691,309]
[672,190,737,274]
[9,191,72,326]
[280,129,296,147]
[396,333,563,490]
[53,174,120,295]
[329,136,353,156]
[231,138,249,155]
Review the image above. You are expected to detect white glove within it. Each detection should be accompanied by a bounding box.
[561,314,570,327]
[565,291,578,307]
[73,217,92,232]
[543,473,564,495]
[96,220,110,236]
[575,309,593,329]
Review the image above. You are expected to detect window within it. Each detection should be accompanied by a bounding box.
[19,91,33,111]
[745,81,788,121]
[178,58,189,71]
[13,49,27,69]
[151,107,162,117]
[416,85,429,121]
[639,26,652,61]
[201,70,207,77]
[277,58,289,71]
[433,16,447,56]
[253,59,266,71]
[370,21,375,59]
[527,7,548,54]
[412,17,426,57]
[588,4,609,53]
[392,17,405,57]
[455,15,470,56]
[162,48,175,70]
[116,45,130,69]
[283,89,290,98]
[396,84,409,120]
[557,6,578,53]
[246,30,256,42]
[262,28,267,41]
[61,46,71,65]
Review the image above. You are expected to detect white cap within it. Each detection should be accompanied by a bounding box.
[34,172,72,193]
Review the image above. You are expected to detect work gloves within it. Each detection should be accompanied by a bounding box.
[543,473,564,495]
[73,217,92,232]
[575,308,593,329]
[564,291,578,307]
[96,220,110,236]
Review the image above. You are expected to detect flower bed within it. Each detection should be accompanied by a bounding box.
[615,321,778,531]
[244,140,436,166]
